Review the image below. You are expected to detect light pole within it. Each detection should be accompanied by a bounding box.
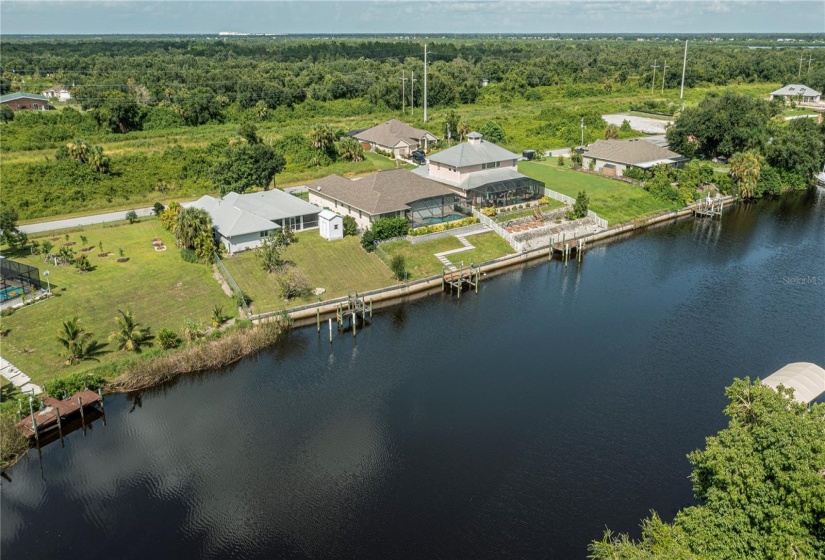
[44,270,51,294]
[580,117,585,147]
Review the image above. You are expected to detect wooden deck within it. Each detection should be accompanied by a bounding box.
[17,390,102,440]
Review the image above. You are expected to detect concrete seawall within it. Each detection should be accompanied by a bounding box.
[259,196,737,327]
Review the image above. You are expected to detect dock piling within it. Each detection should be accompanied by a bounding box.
[55,406,64,447]
[316,308,320,332]
[328,318,333,343]
[78,396,86,435]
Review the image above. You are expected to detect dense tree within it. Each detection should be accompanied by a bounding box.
[766,117,823,182]
[590,378,825,560]
[180,87,223,126]
[604,124,620,140]
[210,142,286,195]
[479,120,506,144]
[95,90,143,133]
[0,206,27,250]
[0,105,13,122]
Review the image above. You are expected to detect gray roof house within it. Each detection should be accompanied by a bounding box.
[191,189,322,254]
[582,139,688,177]
[353,119,439,158]
[412,132,545,208]
[307,169,460,230]
[770,84,821,104]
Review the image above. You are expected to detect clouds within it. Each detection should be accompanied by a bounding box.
[1,1,822,34]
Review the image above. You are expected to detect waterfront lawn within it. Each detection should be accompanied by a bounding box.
[381,232,514,279]
[0,220,233,386]
[222,232,395,314]
[519,161,680,225]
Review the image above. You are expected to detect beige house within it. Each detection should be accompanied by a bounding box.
[582,139,687,177]
[770,84,821,105]
[412,132,544,208]
[353,119,439,158]
[307,169,460,230]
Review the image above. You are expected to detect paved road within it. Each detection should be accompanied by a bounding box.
[19,207,155,234]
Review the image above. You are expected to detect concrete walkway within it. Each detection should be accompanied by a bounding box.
[434,230,488,272]
[1,357,42,396]
[19,207,155,234]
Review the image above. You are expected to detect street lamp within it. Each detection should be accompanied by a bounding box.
[44,270,51,294]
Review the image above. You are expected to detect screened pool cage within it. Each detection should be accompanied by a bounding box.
[468,177,545,208]
[0,258,42,303]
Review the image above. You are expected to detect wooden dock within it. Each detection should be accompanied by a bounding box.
[551,237,586,264]
[334,292,371,335]
[17,389,103,441]
[442,263,481,297]
[693,197,725,218]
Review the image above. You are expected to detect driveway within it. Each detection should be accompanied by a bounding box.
[19,207,155,234]
[602,114,673,134]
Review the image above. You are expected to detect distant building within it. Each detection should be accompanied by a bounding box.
[42,85,72,102]
[0,92,51,112]
[582,139,687,177]
[191,190,322,254]
[307,169,460,230]
[413,132,545,209]
[770,84,821,105]
[353,119,439,158]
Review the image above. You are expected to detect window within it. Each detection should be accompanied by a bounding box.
[33,103,39,110]
[334,224,339,230]
[260,230,269,238]
[482,161,500,170]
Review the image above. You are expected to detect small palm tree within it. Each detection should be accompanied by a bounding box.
[109,309,154,353]
[211,305,225,328]
[309,123,336,152]
[57,317,107,365]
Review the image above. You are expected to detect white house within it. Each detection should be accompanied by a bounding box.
[318,210,344,241]
[42,85,72,102]
[770,84,821,105]
[190,189,322,254]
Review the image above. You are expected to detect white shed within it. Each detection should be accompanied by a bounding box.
[318,210,344,241]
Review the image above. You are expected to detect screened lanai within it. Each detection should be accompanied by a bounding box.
[0,257,41,303]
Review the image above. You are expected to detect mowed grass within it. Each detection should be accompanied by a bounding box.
[222,232,395,314]
[519,161,680,224]
[382,232,514,279]
[0,220,234,385]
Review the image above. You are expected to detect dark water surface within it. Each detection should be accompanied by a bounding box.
[3,193,824,559]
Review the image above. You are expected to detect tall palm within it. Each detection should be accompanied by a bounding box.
[109,309,154,353]
[175,207,211,249]
[729,150,762,199]
[57,317,107,365]
[309,123,335,152]
[87,146,110,173]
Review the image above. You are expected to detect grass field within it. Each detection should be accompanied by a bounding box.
[222,232,395,314]
[382,232,514,279]
[0,220,233,385]
[519,161,680,224]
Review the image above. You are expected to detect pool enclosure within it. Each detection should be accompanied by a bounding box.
[0,258,41,302]
[467,176,545,209]
[405,195,470,229]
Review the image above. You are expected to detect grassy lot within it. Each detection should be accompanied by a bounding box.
[627,111,674,121]
[382,232,514,279]
[0,220,233,385]
[492,200,567,223]
[222,232,395,314]
[781,107,817,117]
[519,161,680,224]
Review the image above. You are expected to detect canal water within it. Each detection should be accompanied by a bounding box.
[3,192,824,559]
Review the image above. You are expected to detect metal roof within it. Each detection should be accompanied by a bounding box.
[318,209,340,220]
[0,92,48,103]
[583,139,684,166]
[762,362,825,404]
[353,119,439,149]
[771,84,821,97]
[427,137,520,168]
[191,190,321,238]
[414,165,535,192]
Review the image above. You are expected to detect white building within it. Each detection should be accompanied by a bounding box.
[191,190,322,254]
[318,210,344,241]
[42,85,72,102]
[770,84,821,105]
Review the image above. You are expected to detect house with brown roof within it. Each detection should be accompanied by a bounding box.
[352,119,439,158]
[307,169,462,230]
[412,132,545,208]
[582,139,688,177]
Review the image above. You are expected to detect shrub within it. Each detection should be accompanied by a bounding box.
[180,248,199,263]
[390,255,406,280]
[125,210,139,224]
[43,372,106,399]
[342,215,358,236]
[481,207,497,217]
[152,202,165,216]
[276,264,310,299]
[156,327,182,350]
[408,217,479,236]
[539,196,551,206]
[574,190,590,218]
[557,155,565,167]
[371,217,409,241]
[75,254,93,272]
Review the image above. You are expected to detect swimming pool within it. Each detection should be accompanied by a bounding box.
[421,213,465,225]
[0,285,24,302]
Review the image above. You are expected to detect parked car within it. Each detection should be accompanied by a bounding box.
[411,150,427,165]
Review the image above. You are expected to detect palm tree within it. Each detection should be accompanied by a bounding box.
[109,309,154,353]
[66,139,90,163]
[336,136,364,162]
[57,317,107,365]
[87,146,110,173]
[309,123,336,153]
[728,150,763,199]
[175,207,211,249]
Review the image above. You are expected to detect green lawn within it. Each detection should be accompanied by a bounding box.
[382,232,514,279]
[627,111,674,121]
[492,200,567,223]
[519,161,680,224]
[781,107,817,117]
[0,220,233,385]
[222,232,395,314]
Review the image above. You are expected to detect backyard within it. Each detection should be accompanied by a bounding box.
[221,232,396,314]
[519,161,681,224]
[381,232,514,280]
[0,220,232,385]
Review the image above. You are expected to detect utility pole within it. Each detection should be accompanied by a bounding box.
[410,71,416,117]
[580,117,585,147]
[808,53,813,77]
[651,59,660,94]
[661,60,668,94]
[680,40,688,99]
[400,70,407,114]
[423,43,428,123]
[799,54,805,79]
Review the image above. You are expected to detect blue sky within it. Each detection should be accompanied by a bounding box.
[2,1,823,35]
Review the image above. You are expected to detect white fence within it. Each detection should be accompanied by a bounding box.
[471,209,525,253]
[543,187,608,229]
